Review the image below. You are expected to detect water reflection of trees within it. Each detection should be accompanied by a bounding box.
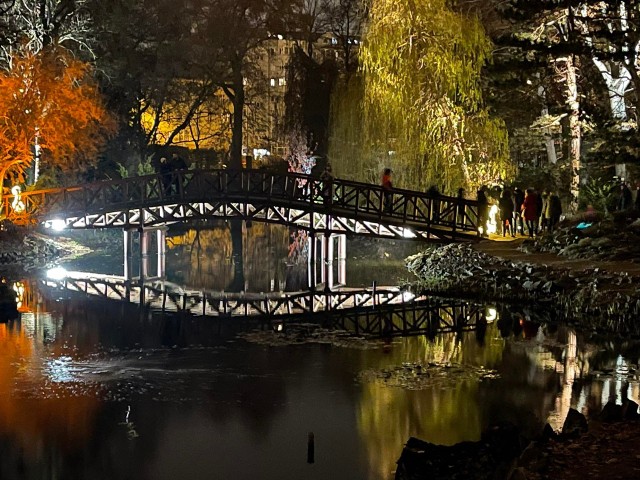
[355,327,506,480]
[168,223,290,292]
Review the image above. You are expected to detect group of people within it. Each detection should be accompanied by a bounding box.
[487,186,562,238]
[157,152,188,195]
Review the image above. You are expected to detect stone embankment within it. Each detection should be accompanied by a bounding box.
[395,400,640,480]
[405,224,640,337]
[0,226,90,273]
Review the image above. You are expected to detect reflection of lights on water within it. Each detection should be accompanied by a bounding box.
[45,219,67,231]
[12,282,24,309]
[485,307,497,323]
[46,267,68,280]
[45,356,77,383]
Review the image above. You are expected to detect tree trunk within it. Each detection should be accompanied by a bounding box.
[228,219,245,291]
[592,59,631,121]
[230,59,245,170]
[538,85,558,165]
[563,56,581,213]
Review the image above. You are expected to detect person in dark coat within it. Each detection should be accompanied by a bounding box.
[513,187,525,235]
[170,153,188,194]
[381,168,393,213]
[499,189,515,237]
[158,157,172,195]
[618,183,632,211]
[476,187,489,237]
[521,188,538,238]
[426,185,441,223]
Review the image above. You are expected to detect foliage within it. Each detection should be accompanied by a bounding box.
[580,177,617,214]
[330,0,513,193]
[0,48,114,185]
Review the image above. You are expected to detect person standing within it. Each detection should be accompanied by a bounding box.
[513,187,525,235]
[381,168,393,213]
[499,189,515,237]
[539,190,549,233]
[476,187,489,237]
[522,188,539,238]
[170,152,187,195]
[547,192,562,231]
[319,164,334,206]
[618,183,632,211]
[426,185,441,223]
[158,157,172,196]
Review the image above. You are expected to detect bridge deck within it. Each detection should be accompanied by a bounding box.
[5,169,482,241]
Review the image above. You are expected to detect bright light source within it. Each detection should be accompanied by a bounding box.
[487,205,499,234]
[402,228,416,239]
[46,267,68,280]
[486,307,497,323]
[46,219,67,231]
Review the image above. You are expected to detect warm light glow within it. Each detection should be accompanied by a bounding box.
[485,307,497,323]
[487,205,498,234]
[10,185,25,213]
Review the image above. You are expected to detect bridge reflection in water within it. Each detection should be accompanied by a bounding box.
[40,270,488,338]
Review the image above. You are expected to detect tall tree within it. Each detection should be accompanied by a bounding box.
[0,49,113,187]
[330,0,511,192]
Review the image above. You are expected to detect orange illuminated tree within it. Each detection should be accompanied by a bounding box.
[0,48,114,187]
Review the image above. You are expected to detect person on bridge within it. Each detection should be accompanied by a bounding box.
[158,157,172,196]
[320,164,334,206]
[476,187,489,237]
[426,185,441,223]
[170,153,188,194]
[381,168,393,213]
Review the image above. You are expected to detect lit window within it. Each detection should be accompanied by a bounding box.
[278,77,286,86]
[270,78,276,87]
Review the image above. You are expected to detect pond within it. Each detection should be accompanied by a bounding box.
[0,224,638,480]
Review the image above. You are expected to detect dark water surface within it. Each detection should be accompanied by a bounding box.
[1,226,639,480]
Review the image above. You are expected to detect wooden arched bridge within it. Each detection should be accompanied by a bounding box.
[3,169,481,241]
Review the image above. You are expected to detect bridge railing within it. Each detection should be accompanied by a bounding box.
[3,169,481,233]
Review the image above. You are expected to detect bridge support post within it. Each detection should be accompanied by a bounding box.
[156,228,166,278]
[308,229,317,290]
[123,229,133,280]
[140,228,150,280]
[337,234,346,287]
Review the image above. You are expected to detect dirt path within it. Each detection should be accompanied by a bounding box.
[474,236,640,276]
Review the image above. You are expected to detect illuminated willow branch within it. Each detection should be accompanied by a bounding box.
[329,0,513,193]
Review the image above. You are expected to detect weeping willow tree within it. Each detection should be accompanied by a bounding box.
[329,0,513,192]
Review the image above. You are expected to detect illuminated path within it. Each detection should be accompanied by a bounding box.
[40,270,486,337]
[4,169,481,242]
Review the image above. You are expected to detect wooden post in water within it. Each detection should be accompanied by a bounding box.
[307,432,315,464]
